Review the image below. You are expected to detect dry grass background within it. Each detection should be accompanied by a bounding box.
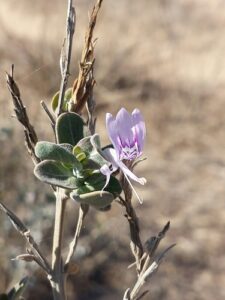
[0,0,225,299]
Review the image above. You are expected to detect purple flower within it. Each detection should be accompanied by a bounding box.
[94,108,146,203]
[106,108,146,161]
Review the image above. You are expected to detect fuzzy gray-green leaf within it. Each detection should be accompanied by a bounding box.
[70,191,114,209]
[35,141,82,169]
[34,160,80,189]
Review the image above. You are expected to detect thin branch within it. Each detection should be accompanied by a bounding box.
[0,201,51,274]
[119,160,144,274]
[123,288,131,300]
[140,221,170,276]
[64,204,88,272]
[56,0,76,116]
[123,222,174,300]
[41,100,56,128]
[130,244,176,299]
[6,65,39,164]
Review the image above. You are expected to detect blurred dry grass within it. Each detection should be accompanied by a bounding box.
[0,0,225,299]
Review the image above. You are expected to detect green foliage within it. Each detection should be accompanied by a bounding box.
[70,174,122,208]
[34,160,80,189]
[56,112,87,146]
[35,141,82,170]
[34,114,122,205]
[76,135,108,168]
[51,88,73,113]
[70,190,115,209]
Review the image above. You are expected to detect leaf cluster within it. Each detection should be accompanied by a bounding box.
[34,112,121,209]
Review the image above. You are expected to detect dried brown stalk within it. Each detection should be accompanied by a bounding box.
[119,161,144,274]
[6,65,39,164]
[129,243,176,300]
[122,221,174,300]
[0,201,51,274]
[69,0,103,115]
[119,160,174,299]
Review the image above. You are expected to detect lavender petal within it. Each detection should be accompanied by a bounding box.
[115,108,134,147]
[106,113,121,157]
[132,108,146,154]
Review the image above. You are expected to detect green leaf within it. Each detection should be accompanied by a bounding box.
[77,136,108,167]
[74,173,105,195]
[7,277,28,300]
[35,141,82,170]
[56,112,86,146]
[77,136,95,153]
[105,176,122,195]
[51,91,59,112]
[34,160,80,189]
[0,294,8,300]
[73,173,122,196]
[64,87,73,101]
[70,190,114,209]
[51,88,72,113]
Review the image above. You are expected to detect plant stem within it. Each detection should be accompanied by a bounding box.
[64,204,88,272]
[49,188,67,300]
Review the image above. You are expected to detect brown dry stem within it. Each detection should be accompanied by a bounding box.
[6,65,39,164]
[0,201,51,274]
[119,161,174,300]
[70,0,103,116]
[119,161,144,274]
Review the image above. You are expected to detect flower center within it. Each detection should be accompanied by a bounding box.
[119,144,139,160]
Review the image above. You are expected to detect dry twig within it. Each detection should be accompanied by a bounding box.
[69,0,103,116]
[41,100,56,129]
[6,65,39,164]
[122,221,174,300]
[119,160,144,273]
[0,201,51,274]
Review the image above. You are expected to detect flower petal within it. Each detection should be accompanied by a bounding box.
[115,108,134,148]
[132,109,146,154]
[102,147,146,203]
[106,113,121,157]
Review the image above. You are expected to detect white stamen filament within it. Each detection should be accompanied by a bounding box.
[123,173,144,204]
